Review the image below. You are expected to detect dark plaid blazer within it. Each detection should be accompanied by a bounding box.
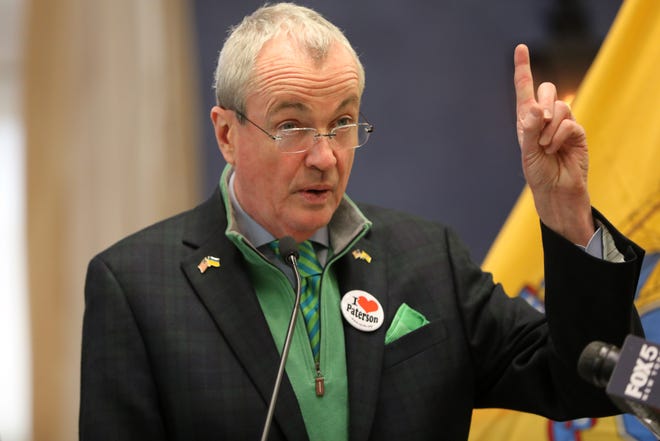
[80,189,644,440]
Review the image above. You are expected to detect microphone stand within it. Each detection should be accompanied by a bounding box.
[260,243,301,441]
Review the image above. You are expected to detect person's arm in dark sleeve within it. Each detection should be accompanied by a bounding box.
[80,255,167,441]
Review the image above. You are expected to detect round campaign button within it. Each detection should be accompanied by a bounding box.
[340,290,384,332]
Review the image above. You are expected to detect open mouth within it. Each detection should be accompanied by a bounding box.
[306,189,326,195]
[300,188,331,202]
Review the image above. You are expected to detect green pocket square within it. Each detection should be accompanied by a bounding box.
[384,303,430,344]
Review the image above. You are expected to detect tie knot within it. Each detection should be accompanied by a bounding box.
[269,240,322,277]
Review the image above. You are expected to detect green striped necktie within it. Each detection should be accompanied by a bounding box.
[296,240,322,363]
[272,239,322,362]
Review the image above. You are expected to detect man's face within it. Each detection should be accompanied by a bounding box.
[213,35,362,242]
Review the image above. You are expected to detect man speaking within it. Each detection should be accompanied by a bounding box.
[80,3,644,440]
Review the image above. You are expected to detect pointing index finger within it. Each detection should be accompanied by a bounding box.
[514,44,536,113]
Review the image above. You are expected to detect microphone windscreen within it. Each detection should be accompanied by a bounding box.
[278,236,299,260]
[578,341,620,388]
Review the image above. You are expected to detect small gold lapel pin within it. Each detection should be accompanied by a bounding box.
[198,256,221,273]
[351,249,372,263]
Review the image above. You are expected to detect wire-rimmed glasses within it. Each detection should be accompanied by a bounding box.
[234,110,374,154]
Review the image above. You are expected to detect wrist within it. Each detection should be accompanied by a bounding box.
[536,198,594,246]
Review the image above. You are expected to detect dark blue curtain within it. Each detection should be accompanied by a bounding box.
[192,0,620,262]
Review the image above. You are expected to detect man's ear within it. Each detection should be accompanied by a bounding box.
[210,106,236,164]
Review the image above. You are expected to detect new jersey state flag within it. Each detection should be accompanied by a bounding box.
[469,0,660,440]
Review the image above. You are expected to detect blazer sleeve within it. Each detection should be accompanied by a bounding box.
[462,209,644,419]
[80,255,167,441]
[542,209,644,368]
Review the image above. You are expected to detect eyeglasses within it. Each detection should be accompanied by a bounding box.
[234,110,374,154]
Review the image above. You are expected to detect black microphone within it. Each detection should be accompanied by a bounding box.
[578,335,660,438]
[577,340,622,388]
[260,236,301,441]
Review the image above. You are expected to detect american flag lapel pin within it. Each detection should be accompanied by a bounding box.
[351,249,372,263]
[198,256,221,273]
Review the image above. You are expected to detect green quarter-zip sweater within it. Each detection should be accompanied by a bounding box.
[220,165,372,441]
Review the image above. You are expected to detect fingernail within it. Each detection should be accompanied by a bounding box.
[543,109,552,119]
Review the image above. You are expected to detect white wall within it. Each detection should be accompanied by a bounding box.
[0,0,31,440]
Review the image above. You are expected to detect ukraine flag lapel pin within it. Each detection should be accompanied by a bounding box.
[351,249,372,263]
[198,256,221,273]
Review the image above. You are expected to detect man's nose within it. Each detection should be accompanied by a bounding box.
[305,134,337,168]
[313,132,336,143]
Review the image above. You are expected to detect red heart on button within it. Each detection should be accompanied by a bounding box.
[358,296,379,313]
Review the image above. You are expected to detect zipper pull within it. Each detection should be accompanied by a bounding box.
[315,362,325,397]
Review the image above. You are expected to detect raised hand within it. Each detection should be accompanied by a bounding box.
[514,44,594,246]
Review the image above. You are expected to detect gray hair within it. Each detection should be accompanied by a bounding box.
[213,3,365,116]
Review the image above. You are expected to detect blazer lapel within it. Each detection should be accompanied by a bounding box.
[335,234,388,441]
[180,191,309,441]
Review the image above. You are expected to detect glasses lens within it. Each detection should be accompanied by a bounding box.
[334,124,372,150]
[278,128,316,153]
[276,123,373,153]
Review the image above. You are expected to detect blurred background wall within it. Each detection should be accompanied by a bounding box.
[0,1,622,440]
[193,0,621,261]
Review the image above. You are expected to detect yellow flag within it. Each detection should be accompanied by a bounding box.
[470,0,660,439]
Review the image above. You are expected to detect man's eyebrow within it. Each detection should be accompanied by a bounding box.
[336,96,360,111]
[267,95,360,118]
[268,101,309,116]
